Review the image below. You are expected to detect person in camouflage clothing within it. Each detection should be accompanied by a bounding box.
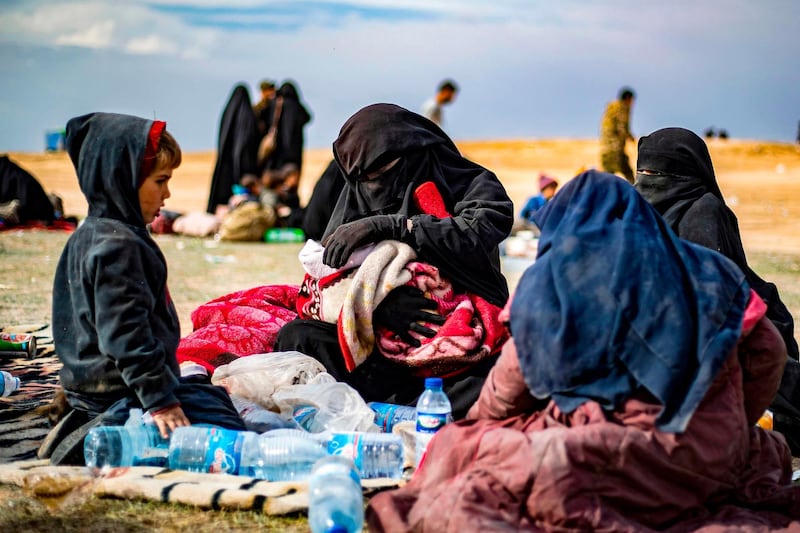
[599,87,636,183]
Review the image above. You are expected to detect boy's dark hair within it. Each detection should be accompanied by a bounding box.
[156,130,182,171]
[618,87,635,101]
[438,79,459,93]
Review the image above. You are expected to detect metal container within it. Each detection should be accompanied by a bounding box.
[0,332,37,359]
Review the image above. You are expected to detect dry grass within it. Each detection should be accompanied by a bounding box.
[0,486,308,532]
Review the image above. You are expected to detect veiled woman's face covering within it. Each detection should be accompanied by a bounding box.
[355,157,406,213]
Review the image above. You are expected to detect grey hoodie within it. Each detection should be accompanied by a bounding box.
[53,112,180,415]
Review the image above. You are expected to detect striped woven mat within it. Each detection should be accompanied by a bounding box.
[0,324,60,463]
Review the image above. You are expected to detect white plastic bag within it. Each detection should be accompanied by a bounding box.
[230,395,299,433]
[211,351,327,410]
[272,381,378,434]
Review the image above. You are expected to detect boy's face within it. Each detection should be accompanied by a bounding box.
[139,166,172,224]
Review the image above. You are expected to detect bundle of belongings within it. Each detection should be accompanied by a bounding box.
[176,180,507,380]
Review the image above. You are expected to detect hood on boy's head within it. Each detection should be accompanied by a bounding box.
[66,112,162,226]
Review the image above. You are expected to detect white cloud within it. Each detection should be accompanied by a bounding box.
[0,1,207,56]
[125,34,178,55]
[1,0,799,152]
[54,20,114,48]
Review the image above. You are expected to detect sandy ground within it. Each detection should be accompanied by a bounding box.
[9,138,800,255]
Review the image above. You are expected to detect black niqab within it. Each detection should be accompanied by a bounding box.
[636,127,798,359]
[326,103,513,306]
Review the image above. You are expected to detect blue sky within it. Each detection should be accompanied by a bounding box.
[1,0,799,152]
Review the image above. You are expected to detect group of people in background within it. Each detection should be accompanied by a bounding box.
[203,77,464,244]
[206,78,312,230]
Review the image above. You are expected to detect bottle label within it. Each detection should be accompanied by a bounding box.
[372,403,397,432]
[416,412,448,434]
[135,429,170,467]
[292,405,318,431]
[203,427,242,474]
[370,402,416,432]
[328,433,364,480]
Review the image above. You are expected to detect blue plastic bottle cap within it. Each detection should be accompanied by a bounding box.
[326,526,348,533]
[424,377,443,389]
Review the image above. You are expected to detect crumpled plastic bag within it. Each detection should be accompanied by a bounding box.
[229,396,299,433]
[272,380,378,434]
[211,351,327,411]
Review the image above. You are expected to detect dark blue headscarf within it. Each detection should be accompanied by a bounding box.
[510,170,749,432]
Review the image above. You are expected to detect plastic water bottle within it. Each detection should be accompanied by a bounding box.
[168,425,252,475]
[368,402,416,432]
[0,371,20,397]
[261,428,331,442]
[308,455,364,533]
[84,409,169,468]
[238,433,328,481]
[328,432,404,479]
[415,377,452,467]
[264,227,305,243]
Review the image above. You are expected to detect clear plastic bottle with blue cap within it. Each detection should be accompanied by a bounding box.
[84,408,170,469]
[414,377,452,467]
[244,428,405,480]
[0,370,20,397]
[238,431,328,481]
[367,401,416,432]
[328,431,404,479]
[168,425,257,475]
[308,455,364,533]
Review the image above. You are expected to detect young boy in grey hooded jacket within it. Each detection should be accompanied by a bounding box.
[42,112,244,465]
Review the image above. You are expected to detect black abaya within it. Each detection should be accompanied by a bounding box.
[206,85,260,213]
[0,155,55,224]
[275,103,513,418]
[261,81,311,174]
[301,159,346,241]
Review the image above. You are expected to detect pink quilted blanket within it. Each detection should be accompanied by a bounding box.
[296,241,507,377]
[176,285,299,371]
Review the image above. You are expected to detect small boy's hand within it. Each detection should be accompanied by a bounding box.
[151,404,190,439]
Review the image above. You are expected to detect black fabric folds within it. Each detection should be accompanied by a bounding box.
[301,159,346,241]
[207,84,260,213]
[261,81,311,173]
[0,155,55,223]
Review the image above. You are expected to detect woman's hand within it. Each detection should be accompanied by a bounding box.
[322,215,407,268]
[373,285,445,347]
[150,404,190,438]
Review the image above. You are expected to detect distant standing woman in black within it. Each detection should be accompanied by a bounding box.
[261,80,312,174]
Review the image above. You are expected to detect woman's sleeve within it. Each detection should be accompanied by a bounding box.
[467,339,537,420]
[407,169,513,304]
[739,292,788,425]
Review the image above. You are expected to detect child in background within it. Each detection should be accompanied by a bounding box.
[228,173,262,210]
[41,112,245,465]
[512,174,559,235]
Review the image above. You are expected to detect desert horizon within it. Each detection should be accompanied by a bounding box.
[7,136,800,254]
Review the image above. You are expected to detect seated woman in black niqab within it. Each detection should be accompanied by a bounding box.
[275,103,514,417]
[635,126,800,452]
